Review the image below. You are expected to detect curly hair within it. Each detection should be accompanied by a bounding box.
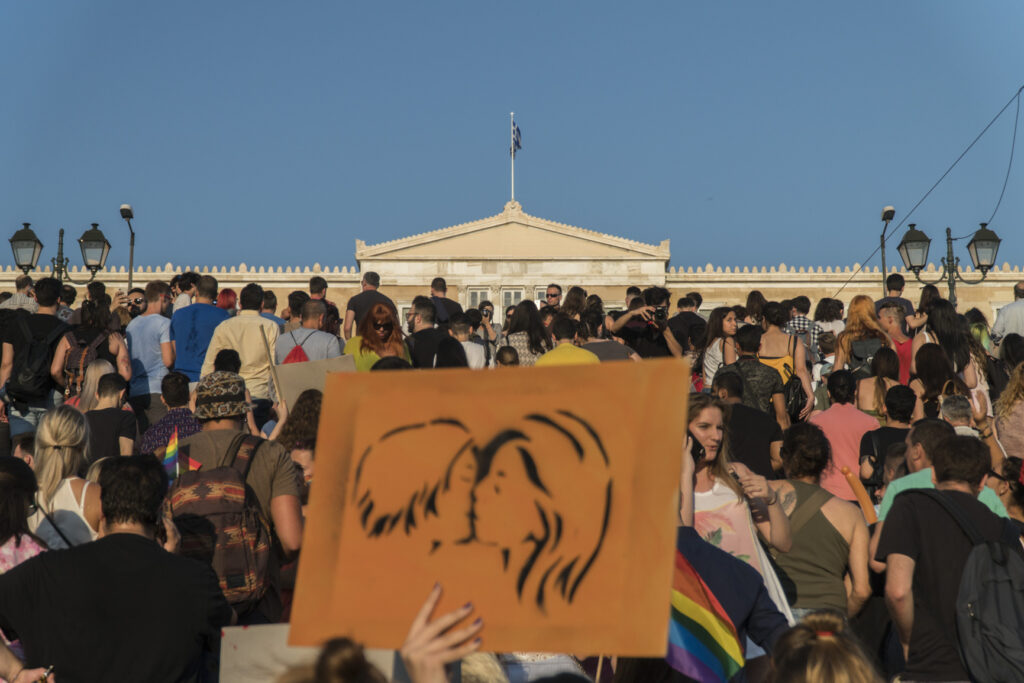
[781,423,832,481]
[995,363,1024,421]
[277,389,323,452]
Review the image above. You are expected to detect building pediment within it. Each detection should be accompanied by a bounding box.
[355,200,669,262]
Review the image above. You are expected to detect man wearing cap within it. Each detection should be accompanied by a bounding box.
[178,371,303,623]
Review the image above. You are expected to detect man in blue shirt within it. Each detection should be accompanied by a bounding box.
[126,281,175,433]
[170,275,228,386]
[260,290,287,332]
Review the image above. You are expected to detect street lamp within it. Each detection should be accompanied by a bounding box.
[879,205,896,296]
[897,223,1002,309]
[120,204,136,289]
[7,223,111,284]
[9,223,43,274]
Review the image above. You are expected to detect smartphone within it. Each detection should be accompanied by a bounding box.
[687,430,706,463]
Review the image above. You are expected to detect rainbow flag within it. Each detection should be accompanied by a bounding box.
[163,426,179,480]
[667,548,745,682]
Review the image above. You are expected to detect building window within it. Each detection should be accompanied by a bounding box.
[502,289,524,309]
[467,287,490,309]
[534,287,547,303]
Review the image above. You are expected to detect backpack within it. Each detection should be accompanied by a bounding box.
[168,434,273,611]
[62,330,108,397]
[848,337,883,380]
[282,330,314,364]
[911,489,1024,682]
[6,317,67,403]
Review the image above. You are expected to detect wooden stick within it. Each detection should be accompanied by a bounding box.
[260,326,287,415]
[841,466,878,524]
[596,655,604,681]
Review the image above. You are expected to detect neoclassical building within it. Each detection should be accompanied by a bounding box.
[4,200,1022,318]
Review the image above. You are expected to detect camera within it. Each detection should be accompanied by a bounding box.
[653,307,668,322]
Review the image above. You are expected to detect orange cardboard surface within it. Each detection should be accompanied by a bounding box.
[290,359,689,655]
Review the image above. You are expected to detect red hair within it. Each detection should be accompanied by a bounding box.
[357,303,404,357]
[837,294,889,357]
[217,288,237,311]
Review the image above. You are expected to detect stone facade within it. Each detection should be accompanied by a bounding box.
[4,201,1021,319]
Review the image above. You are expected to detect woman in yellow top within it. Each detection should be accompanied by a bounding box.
[343,302,411,371]
[760,302,813,420]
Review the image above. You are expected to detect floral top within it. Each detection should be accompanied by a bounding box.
[0,534,46,664]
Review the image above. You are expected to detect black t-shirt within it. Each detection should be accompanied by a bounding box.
[0,533,231,683]
[86,407,137,462]
[726,402,784,479]
[345,290,396,326]
[668,311,707,352]
[408,327,449,368]
[716,357,784,415]
[582,340,634,362]
[876,490,1018,681]
[859,426,909,489]
[1,312,68,396]
[431,296,463,329]
[619,319,673,358]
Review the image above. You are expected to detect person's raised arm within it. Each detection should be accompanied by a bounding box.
[49,336,70,387]
[735,463,792,552]
[400,584,483,683]
[845,508,872,617]
[342,310,356,340]
[885,553,915,658]
[662,325,683,359]
[270,494,303,559]
[609,307,649,334]
[679,436,696,526]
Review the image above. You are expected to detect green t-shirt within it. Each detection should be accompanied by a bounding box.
[877,467,1007,520]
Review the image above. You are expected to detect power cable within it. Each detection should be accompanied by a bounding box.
[832,85,1023,298]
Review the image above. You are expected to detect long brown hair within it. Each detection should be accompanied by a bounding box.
[356,303,404,357]
[687,393,743,500]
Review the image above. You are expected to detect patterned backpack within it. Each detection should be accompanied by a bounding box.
[62,331,108,397]
[168,434,273,611]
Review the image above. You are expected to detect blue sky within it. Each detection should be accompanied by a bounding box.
[2,2,1023,271]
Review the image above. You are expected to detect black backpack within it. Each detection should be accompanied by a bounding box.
[911,489,1024,682]
[7,317,67,403]
[848,337,883,380]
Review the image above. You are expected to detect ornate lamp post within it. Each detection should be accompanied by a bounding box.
[897,223,1002,309]
[8,222,111,284]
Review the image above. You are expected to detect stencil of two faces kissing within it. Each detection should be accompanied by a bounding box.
[354,411,613,611]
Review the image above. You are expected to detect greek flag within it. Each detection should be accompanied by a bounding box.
[511,122,522,158]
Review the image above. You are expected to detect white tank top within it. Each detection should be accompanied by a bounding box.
[29,478,98,549]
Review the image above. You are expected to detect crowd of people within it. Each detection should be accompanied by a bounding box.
[0,268,1023,682]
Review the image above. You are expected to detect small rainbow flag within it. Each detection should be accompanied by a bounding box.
[667,548,745,682]
[163,426,179,480]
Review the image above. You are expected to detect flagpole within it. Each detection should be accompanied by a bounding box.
[510,111,515,201]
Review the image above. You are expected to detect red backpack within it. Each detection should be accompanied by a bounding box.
[282,331,313,364]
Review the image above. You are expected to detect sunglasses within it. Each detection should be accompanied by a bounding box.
[373,322,393,331]
[131,297,145,306]
[546,293,560,299]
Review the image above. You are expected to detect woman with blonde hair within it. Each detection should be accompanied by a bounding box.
[28,405,101,548]
[343,303,410,372]
[834,295,890,379]
[995,363,1024,458]
[63,359,116,412]
[769,611,883,682]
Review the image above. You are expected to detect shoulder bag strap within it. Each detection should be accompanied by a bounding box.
[907,489,984,545]
[788,486,832,537]
[229,433,263,480]
[39,505,76,548]
[870,431,883,466]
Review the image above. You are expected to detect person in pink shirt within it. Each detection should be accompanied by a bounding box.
[810,370,880,500]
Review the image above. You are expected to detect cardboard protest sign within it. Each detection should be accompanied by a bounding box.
[274,355,355,409]
[290,358,689,656]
